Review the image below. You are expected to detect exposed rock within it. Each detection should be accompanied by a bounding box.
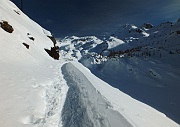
[169,51,174,54]
[129,28,143,34]
[176,30,180,34]
[14,10,20,15]
[0,21,14,33]
[142,23,153,29]
[135,28,143,33]
[47,36,56,46]
[44,46,59,60]
[45,35,60,60]
[27,33,35,41]
[22,43,29,49]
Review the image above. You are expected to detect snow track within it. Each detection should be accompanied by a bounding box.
[61,62,132,127]
[43,74,68,127]
[33,64,68,127]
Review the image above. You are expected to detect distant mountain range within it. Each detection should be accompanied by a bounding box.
[58,19,180,123]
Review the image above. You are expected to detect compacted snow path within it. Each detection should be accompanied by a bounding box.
[42,65,68,127]
[61,62,133,127]
[0,0,179,126]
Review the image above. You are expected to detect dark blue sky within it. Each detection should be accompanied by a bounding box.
[12,0,180,38]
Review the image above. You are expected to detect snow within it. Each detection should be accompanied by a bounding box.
[0,0,179,127]
[61,62,133,127]
[58,16,180,126]
[42,28,52,37]
[70,62,179,127]
[0,0,61,126]
[107,36,126,49]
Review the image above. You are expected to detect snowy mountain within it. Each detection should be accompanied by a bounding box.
[0,0,179,127]
[58,19,180,125]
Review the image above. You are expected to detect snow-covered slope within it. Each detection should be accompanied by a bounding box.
[0,0,179,127]
[58,19,180,125]
[61,62,178,127]
[0,1,62,127]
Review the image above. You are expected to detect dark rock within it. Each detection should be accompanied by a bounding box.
[135,28,143,33]
[47,36,56,46]
[176,30,180,34]
[27,33,35,41]
[44,46,59,60]
[45,35,60,60]
[14,10,20,15]
[0,21,14,33]
[22,43,29,49]
[29,37,35,41]
[169,51,174,54]
[142,23,153,29]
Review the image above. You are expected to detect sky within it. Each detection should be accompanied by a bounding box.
[12,0,180,38]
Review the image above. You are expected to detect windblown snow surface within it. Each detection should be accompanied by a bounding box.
[0,0,179,127]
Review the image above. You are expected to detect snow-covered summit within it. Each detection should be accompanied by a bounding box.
[112,24,149,40]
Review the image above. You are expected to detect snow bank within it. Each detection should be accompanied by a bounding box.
[61,62,132,127]
[70,62,179,127]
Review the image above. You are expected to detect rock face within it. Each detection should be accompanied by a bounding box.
[22,43,29,49]
[47,36,56,46]
[44,35,60,60]
[176,30,180,34]
[27,33,35,41]
[44,46,59,60]
[0,21,14,33]
[142,23,153,29]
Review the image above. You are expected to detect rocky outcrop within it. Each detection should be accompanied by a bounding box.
[0,21,14,33]
[44,46,59,60]
[176,30,180,34]
[142,23,153,29]
[22,43,29,49]
[27,33,35,41]
[47,36,56,46]
[44,35,60,60]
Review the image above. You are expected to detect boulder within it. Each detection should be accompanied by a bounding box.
[0,21,14,33]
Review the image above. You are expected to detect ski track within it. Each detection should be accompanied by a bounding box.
[61,62,133,127]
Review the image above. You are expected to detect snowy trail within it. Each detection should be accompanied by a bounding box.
[0,0,179,126]
[61,62,133,127]
[42,65,68,127]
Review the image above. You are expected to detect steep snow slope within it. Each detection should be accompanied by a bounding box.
[0,1,64,127]
[0,1,54,63]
